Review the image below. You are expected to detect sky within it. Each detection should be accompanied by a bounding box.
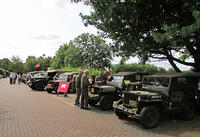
[0,0,191,71]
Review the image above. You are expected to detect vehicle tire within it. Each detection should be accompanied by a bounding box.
[89,101,97,106]
[183,102,196,121]
[46,89,52,93]
[99,95,113,110]
[35,82,45,91]
[140,106,160,129]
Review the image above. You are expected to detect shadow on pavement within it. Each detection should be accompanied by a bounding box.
[121,112,200,136]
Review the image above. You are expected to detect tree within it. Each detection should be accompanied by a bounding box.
[113,63,166,74]
[0,58,11,71]
[50,43,69,69]
[73,33,113,70]
[73,0,200,72]
[63,42,83,68]
[9,56,24,73]
[24,56,38,72]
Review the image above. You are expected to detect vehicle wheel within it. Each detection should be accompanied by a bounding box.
[35,82,45,91]
[46,89,52,93]
[99,95,113,110]
[140,106,160,129]
[89,101,97,106]
[183,102,196,121]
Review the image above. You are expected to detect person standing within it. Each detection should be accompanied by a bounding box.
[9,73,13,85]
[74,71,83,106]
[17,74,21,85]
[81,70,90,110]
[95,72,105,85]
[53,73,59,80]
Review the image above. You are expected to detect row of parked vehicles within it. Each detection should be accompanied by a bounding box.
[24,70,200,129]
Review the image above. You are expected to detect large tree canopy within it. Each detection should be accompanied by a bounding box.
[51,33,112,70]
[73,0,200,72]
[73,33,113,69]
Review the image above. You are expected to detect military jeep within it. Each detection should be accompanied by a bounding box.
[113,72,200,129]
[89,72,146,110]
[46,71,75,94]
[28,70,58,91]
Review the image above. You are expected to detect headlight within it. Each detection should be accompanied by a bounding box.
[121,93,124,98]
[138,96,141,101]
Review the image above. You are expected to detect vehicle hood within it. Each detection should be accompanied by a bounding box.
[95,85,115,91]
[126,90,161,96]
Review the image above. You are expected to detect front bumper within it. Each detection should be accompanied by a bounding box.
[46,84,54,90]
[88,93,99,101]
[113,103,138,115]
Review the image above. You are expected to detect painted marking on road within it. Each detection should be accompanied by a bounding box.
[52,96,74,107]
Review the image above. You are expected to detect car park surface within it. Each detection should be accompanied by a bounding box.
[0,78,200,137]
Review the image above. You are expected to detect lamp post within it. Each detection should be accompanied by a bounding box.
[42,54,46,71]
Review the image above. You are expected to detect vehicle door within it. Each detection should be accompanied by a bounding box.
[170,77,187,105]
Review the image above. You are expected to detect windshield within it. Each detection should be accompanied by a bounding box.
[59,75,68,80]
[110,76,124,83]
[143,77,170,87]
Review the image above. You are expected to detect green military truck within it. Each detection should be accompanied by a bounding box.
[28,70,58,91]
[46,71,77,94]
[113,72,200,128]
[89,72,146,110]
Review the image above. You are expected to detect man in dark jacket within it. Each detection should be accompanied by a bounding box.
[74,71,83,106]
[81,70,90,110]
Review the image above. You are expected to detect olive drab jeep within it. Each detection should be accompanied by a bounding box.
[28,70,59,91]
[88,72,146,110]
[113,72,200,129]
[46,71,77,94]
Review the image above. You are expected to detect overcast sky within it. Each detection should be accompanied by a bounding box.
[0,0,191,70]
[0,0,96,60]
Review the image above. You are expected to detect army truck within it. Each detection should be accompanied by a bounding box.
[113,72,200,129]
[46,71,76,94]
[28,70,58,91]
[89,72,146,110]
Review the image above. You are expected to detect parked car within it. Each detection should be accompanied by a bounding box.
[113,72,200,129]
[89,72,146,110]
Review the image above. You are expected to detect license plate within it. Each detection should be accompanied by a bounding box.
[129,100,137,107]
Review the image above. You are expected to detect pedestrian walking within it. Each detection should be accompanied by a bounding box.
[9,73,13,84]
[74,71,83,106]
[81,70,90,110]
[17,74,21,85]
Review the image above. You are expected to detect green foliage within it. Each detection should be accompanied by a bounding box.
[0,58,11,71]
[51,33,113,70]
[77,0,200,72]
[113,63,166,75]
[0,68,4,75]
[50,42,83,69]
[61,65,107,77]
[9,56,24,73]
[24,56,51,72]
[73,33,113,69]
